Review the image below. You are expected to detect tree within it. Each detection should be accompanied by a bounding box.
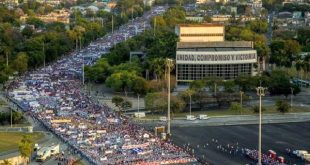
[112,96,124,111]
[112,96,132,113]
[105,70,136,94]
[235,74,255,92]
[148,57,165,80]
[121,100,132,111]
[145,92,185,114]
[276,100,290,113]
[284,40,301,62]
[268,70,293,97]
[252,105,266,113]
[18,135,33,163]
[270,40,289,67]
[222,80,236,93]
[255,41,269,71]
[105,70,148,95]
[190,79,205,92]
[26,17,44,28]
[85,58,110,82]
[248,20,268,34]
[229,102,242,114]
[12,52,28,75]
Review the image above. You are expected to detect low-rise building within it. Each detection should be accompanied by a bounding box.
[175,24,225,42]
[20,9,70,24]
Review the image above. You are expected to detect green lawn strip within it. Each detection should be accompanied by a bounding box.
[0,99,7,106]
[0,132,44,153]
[136,106,310,120]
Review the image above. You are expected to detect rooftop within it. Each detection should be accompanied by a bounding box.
[177,23,224,27]
[177,41,254,49]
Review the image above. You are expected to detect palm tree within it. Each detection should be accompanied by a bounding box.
[73,25,86,51]
[149,58,165,80]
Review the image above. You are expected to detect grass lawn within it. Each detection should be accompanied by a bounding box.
[137,106,310,120]
[0,99,7,106]
[0,132,44,153]
[73,160,85,165]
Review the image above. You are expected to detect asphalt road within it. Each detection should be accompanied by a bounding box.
[171,122,310,165]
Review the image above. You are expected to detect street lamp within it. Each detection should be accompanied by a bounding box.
[189,93,192,116]
[137,94,140,113]
[290,87,293,111]
[240,91,244,115]
[256,86,266,165]
[166,58,174,137]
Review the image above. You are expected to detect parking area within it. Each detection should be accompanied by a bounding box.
[171,122,310,165]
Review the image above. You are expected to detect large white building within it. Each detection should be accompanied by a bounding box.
[175,24,257,84]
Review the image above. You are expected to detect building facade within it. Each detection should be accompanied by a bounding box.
[175,24,257,84]
[175,24,225,42]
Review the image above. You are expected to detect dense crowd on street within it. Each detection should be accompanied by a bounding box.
[5,6,196,165]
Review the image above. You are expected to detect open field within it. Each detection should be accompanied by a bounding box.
[0,132,44,153]
[171,122,310,165]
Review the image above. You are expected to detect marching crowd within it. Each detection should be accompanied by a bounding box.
[6,5,197,165]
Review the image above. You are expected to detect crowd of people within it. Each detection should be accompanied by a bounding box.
[6,6,197,165]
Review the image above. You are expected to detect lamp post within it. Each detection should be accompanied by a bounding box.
[290,87,293,111]
[138,94,140,113]
[189,93,192,116]
[166,59,174,137]
[10,108,12,128]
[256,85,266,165]
[214,83,217,96]
[240,91,244,115]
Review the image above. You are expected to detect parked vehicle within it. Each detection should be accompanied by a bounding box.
[302,153,310,161]
[36,144,60,162]
[198,114,209,120]
[293,150,308,158]
[186,115,196,120]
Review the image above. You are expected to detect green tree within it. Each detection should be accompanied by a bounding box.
[268,70,294,97]
[276,100,290,113]
[235,74,255,91]
[18,135,33,163]
[112,96,124,111]
[145,92,185,114]
[148,57,165,80]
[85,58,110,82]
[26,17,44,28]
[284,40,301,62]
[12,52,28,75]
[252,105,266,113]
[121,100,132,111]
[189,79,206,92]
[248,20,268,34]
[112,96,132,113]
[105,71,147,95]
[229,102,242,114]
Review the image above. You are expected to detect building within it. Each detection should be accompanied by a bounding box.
[196,0,208,4]
[175,24,257,84]
[144,0,155,6]
[20,9,70,24]
[175,24,225,42]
